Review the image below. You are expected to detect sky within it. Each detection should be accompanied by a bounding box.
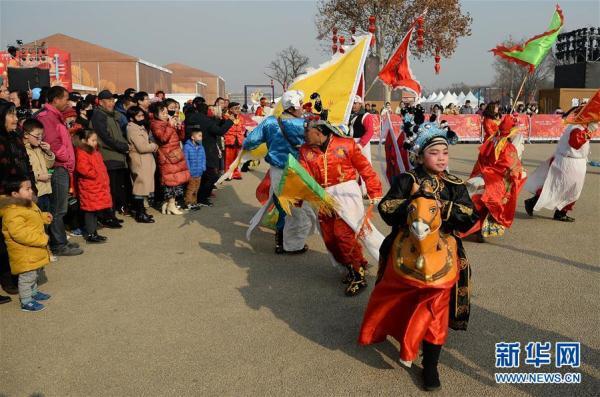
[1,0,598,95]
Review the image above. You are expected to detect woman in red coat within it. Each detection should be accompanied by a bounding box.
[223,102,246,180]
[482,102,500,141]
[75,130,112,243]
[149,102,191,215]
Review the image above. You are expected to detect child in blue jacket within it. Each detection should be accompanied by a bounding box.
[183,131,206,210]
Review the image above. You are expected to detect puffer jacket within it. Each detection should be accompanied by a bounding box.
[151,119,191,187]
[75,144,113,212]
[242,115,305,169]
[0,196,51,275]
[183,139,206,178]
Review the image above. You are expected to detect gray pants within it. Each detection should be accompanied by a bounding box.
[19,270,38,304]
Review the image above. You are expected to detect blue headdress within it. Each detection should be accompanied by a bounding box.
[409,122,452,155]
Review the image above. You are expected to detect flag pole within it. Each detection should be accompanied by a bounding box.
[510,74,528,113]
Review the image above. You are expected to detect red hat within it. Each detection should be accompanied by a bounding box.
[565,89,600,124]
[62,107,77,119]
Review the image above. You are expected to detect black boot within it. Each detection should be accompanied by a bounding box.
[553,209,575,222]
[345,266,367,296]
[341,265,353,284]
[275,229,284,254]
[422,342,442,391]
[524,195,538,216]
[135,198,155,223]
[85,232,107,244]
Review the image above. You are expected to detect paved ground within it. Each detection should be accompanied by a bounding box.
[1,143,599,397]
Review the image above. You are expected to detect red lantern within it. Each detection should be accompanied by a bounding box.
[332,28,338,54]
[434,47,441,74]
[339,36,346,54]
[416,15,425,50]
[368,15,376,47]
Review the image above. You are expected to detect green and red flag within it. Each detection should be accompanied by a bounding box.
[491,5,564,72]
[277,154,337,216]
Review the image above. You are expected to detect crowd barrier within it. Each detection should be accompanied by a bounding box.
[371,113,600,142]
[239,113,600,142]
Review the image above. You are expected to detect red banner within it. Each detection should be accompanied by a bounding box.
[529,114,563,139]
[438,114,482,141]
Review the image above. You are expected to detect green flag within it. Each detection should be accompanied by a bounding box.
[491,5,564,72]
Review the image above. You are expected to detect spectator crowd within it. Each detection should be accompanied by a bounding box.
[0,85,247,312]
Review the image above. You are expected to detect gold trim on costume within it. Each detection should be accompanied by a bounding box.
[440,172,465,185]
[380,199,406,214]
[455,203,474,216]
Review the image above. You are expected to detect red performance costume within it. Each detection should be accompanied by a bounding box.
[464,115,527,238]
[299,133,382,296]
[482,116,500,141]
[224,116,245,180]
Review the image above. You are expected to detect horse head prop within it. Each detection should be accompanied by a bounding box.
[393,179,458,287]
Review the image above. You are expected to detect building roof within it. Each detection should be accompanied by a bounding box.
[27,33,138,62]
[164,63,220,81]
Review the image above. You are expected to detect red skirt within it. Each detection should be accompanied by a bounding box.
[358,253,454,362]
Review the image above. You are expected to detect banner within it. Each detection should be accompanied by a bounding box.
[437,114,482,141]
[529,114,563,140]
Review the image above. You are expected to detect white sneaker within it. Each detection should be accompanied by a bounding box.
[50,254,58,262]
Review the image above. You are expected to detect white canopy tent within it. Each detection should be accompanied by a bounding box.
[440,91,457,108]
[457,92,466,105]
[464,91,480,105]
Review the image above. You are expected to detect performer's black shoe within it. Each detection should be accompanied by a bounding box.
[341,266,353,284]
[476,231,486,243]
[524,196,538,216]
[345,267,367,296]
[553,210,575,222]
[422,342,442,392]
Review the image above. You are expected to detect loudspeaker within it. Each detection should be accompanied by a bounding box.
[7,67,51,91]
[555,62,600,89]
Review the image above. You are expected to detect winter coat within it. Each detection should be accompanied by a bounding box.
[75,144,113,212]
[224,117,246,147]
[25,142,55,197]
[36,104,75,173]
[91,106,130,170]
[150,119,191,187]
[185,112,233,169]
[183,139,206,178]
[242,114,305,169]
[127,122,158,196]
[0,129,35,195]
[0,197,51,275]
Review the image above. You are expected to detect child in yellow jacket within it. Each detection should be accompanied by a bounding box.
[0,177,53,312]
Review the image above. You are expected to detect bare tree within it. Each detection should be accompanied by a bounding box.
[315,0,472,100]
[265,46,310,90]
[492,37,556,106]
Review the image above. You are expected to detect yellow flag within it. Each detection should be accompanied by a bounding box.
[274,34,371,126]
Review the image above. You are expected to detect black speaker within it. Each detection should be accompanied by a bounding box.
[7,67,51,91]
[555,62,600,89]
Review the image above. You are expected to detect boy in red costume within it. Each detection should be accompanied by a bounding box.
[299,121,383,296]
[464,114,527,240]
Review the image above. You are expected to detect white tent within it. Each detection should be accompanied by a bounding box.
[451,92,459,104]
[457,92,466,105]
[464,91,479,105]
[440,91,457,108]
[427,93,437,101]
[434,92,445,102]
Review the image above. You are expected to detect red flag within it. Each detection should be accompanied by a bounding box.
[378,24,421,95]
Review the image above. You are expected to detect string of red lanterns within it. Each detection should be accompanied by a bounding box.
[368,16,376,47]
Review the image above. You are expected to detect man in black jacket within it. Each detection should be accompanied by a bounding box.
[90,90,130,225]
[185,99,233,206]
